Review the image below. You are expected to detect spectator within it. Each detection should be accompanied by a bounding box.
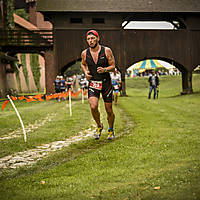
[54,76,61,93]
[148,71,159,99]
[60,76,66,93]
[66,76,73,91]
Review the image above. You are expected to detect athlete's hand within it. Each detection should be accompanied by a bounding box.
[97,67,105,74]
[85,70,92,80]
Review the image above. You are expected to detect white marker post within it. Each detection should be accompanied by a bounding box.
[7,95,27,142]
[82,89,84,104]
[69,89,72,116]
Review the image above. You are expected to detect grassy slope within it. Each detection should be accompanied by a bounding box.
[0,75,200,200]
[0,99,93,157]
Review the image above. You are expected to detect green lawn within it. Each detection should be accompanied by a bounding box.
[0,74,200,200]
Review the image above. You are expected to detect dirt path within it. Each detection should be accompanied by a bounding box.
[0,106,133,170]
[0,126,95,169]
[0,113,56,141]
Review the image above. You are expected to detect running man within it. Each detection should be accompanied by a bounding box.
[111,69,121,105]
[81,30,116,140]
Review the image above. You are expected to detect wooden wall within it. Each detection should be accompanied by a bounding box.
[54,29,200,73]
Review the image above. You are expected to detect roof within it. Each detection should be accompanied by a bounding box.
[36,0,200,12]
[14,14,39,30]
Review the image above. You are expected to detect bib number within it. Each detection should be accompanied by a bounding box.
[89,81,102,90]
[113,85,119,90]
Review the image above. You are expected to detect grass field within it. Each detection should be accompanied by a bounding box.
[0,74,200,200]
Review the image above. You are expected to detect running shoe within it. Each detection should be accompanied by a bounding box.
[94,125,103,140]
[107,129,115,140]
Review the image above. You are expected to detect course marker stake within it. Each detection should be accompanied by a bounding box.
[69,89,72,116]
[7,95,27,142]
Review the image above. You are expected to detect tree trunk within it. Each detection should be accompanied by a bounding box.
[181,70,193,94]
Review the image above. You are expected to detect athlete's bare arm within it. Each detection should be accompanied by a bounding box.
[81,50,92,80]
[97,47,115,74]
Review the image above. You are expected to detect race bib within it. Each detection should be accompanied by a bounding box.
[89,81,102,90]
[113,85,119,90]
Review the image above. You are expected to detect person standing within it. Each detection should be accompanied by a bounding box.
[79,74,87,91]
[148,71,159,99]
[54,76,61,93]
[60,76,66,93]
[66,76,73,92]
[81,30,116,140]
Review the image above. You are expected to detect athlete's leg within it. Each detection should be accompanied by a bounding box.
[148,86,153,99]
[88,96,102,127]
[104,102,115,129]
[105,102,115,139]
[114,92,118,105]
[153,86,157,99]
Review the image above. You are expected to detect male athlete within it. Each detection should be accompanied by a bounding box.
[111,69,121,105]
[81,30,115,140]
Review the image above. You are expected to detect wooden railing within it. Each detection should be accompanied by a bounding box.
[0,30,53,48]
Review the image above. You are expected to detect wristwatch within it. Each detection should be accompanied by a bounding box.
[104,68,107,73]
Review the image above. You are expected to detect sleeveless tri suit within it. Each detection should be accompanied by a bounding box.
[86,46,113,102]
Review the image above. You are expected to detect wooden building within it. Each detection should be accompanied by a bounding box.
[37,0,200,95]
[0,0,53,97]
[1,0,200,95]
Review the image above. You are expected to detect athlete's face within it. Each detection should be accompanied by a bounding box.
[87,34,99,48]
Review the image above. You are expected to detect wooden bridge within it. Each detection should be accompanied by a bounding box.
[2,0,200,95]
[0,29,54,95]
[36,0,200,95]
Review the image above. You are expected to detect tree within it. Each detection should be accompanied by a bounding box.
[4,0,15,30]
[64,61,83,77]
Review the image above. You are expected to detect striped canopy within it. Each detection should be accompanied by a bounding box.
[131,59,167,70]
[127,59,176,77]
